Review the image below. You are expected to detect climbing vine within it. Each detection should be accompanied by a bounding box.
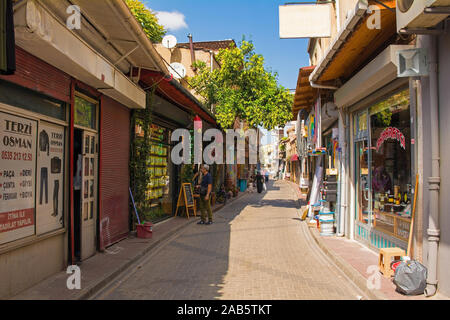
[130,87,155,224]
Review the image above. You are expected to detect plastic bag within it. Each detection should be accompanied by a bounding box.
[393,260,427,295]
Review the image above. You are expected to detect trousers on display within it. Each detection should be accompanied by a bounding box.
[40,167,48,204]
[52,180,59,216]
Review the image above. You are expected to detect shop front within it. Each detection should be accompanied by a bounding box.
[352,87,413,250]
[0,52,71,298]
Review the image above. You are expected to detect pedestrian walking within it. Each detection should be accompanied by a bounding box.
[197,165,213,225]
[256,171,264,193]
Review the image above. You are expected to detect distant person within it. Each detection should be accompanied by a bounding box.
[197,165,213,225]
[265,171,269,182]
[256,171,264,193]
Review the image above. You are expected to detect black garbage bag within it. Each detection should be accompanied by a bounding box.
[393,260,427,295]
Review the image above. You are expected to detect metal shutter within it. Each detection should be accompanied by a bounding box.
[99,96,130,250]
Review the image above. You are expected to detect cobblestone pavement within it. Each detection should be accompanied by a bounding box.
[93,180,364,300]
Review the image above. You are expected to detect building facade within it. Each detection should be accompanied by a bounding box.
[289,0,450,297]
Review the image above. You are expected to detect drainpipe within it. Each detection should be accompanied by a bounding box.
[337,108,347,237]
[346,111,353,240]
[188,33,197,71]
[424,35,441,297]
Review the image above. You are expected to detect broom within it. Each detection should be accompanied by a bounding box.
[407,174,419,258]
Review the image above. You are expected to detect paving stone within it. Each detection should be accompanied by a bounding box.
[94,181,362,300]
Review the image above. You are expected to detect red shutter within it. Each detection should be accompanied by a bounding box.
[99,96,130,249]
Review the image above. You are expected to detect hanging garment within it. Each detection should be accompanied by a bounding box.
[39,130,50,156]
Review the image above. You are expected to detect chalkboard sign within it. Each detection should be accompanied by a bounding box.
[175,183,196,219]
[184,184,194,206]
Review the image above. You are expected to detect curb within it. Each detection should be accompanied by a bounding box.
[79,191,249,300]
[284,180,387,301]
[306,224,388,300]
[78,217,197,300]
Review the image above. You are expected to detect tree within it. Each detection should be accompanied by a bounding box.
[190,40,293,130]
[126,0,166,43]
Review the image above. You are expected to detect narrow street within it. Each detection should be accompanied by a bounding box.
[92,181,363,300]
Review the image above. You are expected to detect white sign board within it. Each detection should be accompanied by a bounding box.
[279,4,332,39]
[0,112,37,244]
[36,122,65,234]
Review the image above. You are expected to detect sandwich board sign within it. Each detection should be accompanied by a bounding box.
[175,183,196,218]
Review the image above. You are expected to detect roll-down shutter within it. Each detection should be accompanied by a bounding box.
[100,96,130,249]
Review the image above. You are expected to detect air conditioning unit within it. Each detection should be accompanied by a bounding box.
[397,0,450,32]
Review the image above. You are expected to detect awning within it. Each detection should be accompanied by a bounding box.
[293,66,315,119]
[291,154,299,162]
[14,0,146,109]
[309,0,396,86]
[334,44,413,108]
[139,69,217,126]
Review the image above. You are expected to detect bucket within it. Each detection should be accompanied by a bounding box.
[137,222,153,239]
[319,214,335,236]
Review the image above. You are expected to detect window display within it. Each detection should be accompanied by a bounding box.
[354,88,412,241]
[370,89,411,240]
[145,124,171,218]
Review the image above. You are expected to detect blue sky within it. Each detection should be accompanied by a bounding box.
[145,0,311,91]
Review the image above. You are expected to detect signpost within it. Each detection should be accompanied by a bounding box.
[175,183,196,219]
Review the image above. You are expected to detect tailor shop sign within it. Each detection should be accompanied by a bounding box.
[376,127,406,153]
[0,112,37,245]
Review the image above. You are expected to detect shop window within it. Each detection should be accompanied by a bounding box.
[74,95,97,130]
[354,88,412,241]
[370,89,411,240]
[0,80,66,120]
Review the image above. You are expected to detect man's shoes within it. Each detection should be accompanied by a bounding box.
[197,221,205,225]
[206,221,213,225]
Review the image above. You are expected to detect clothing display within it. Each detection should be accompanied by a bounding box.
[52,180,59,217]
[74,154,82,190]
[39,130,50,156]
[51,157,62,174]
[40,167,48,204]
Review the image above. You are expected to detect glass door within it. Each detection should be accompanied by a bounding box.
[355,139,373,226]
[354,110,373,227]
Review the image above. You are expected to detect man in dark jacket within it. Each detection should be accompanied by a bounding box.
[197,165,213,225]
[256,171,264,193]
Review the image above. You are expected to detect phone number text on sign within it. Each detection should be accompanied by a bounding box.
[1,151,33,161]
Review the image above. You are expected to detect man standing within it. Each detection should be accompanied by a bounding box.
[197,165,213,225]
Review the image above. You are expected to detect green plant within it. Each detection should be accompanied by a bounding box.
[180,164,194,184]
[126,0,166,43]
[130,89,155,224]
[189,39,293,130]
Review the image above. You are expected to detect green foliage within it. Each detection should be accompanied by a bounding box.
[126,0,166,43]
[180,165,194,184]
[130,89,155,223]
[189,39,293,130]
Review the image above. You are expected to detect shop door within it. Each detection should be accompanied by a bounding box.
[355,139,373,226]
[81,131,98,260]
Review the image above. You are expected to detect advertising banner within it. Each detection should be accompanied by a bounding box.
[0,111,37,245]
[36,122,65,234]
